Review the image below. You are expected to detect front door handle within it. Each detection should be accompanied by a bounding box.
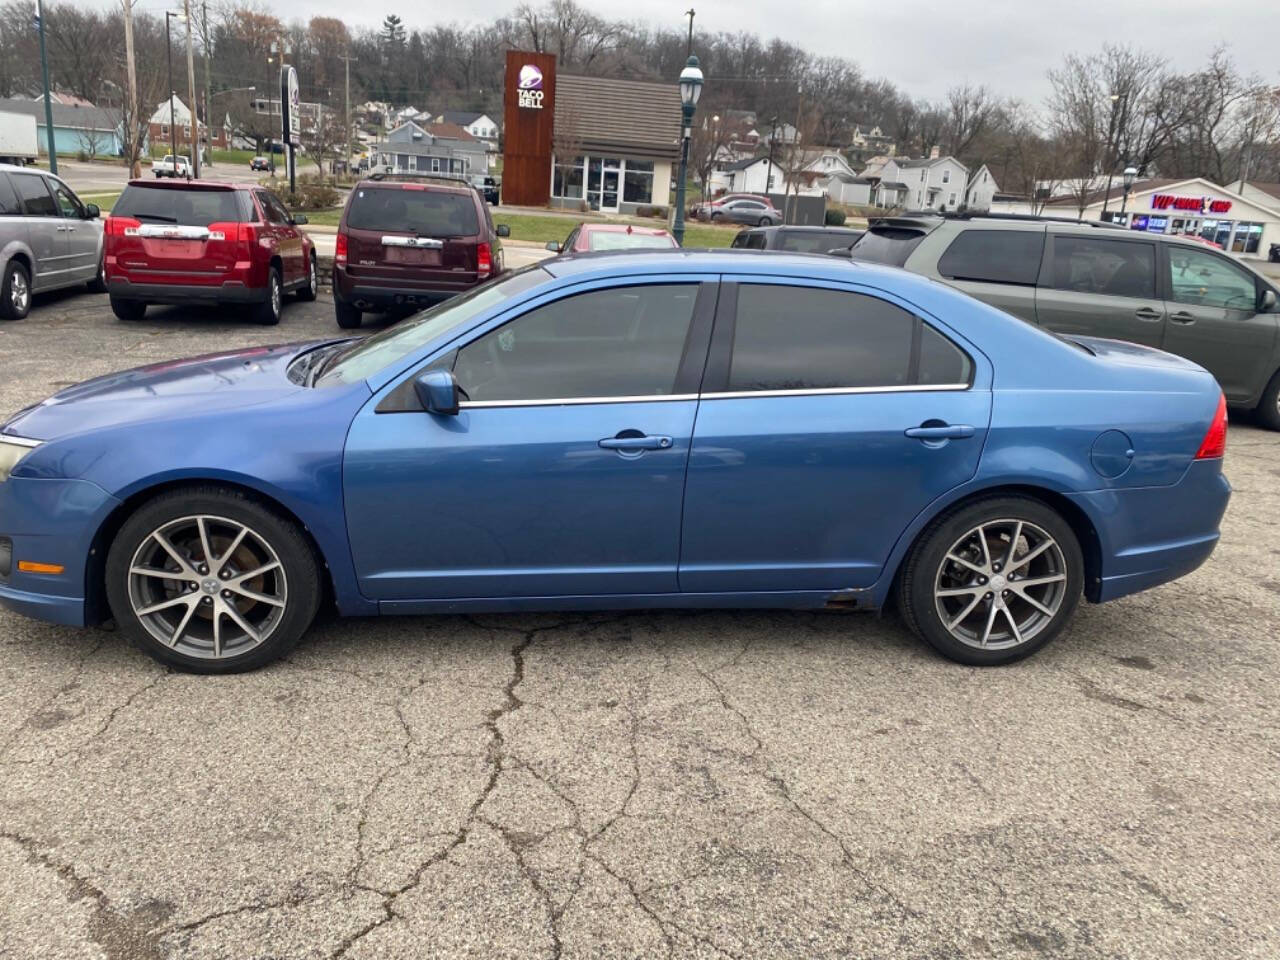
[1134,307,1162,322]
[1170,311,1197,324]
[905,424,975,440]
[599,434,672,451]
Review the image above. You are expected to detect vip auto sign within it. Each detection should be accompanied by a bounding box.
[1150,194,1232,214]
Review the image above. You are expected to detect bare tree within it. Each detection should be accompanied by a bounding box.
[944,83,997,160]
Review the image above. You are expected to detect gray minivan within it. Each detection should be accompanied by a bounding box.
[0,163,105,321]
[850,213,1280,429]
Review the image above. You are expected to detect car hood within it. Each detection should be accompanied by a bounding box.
[1,341,337,442]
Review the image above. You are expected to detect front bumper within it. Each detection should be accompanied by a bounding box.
[0,476,120,629]
[107,277,268,306]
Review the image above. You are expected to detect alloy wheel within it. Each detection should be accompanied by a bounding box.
[270,275,281,318]
[308,258,316,296]
[11,271,28,313]
[932,519,1067,650]
[126,515,288,660]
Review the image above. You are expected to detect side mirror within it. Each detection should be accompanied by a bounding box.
[413,369,461,416]
[84,204,100,220]
[291,213,309,225]
[544,241,561,253]
[496,224,510,238]
[1262,289,1277,313]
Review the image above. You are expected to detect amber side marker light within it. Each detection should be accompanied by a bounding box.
[17,561,65,575]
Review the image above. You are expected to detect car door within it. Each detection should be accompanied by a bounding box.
[1160,244,1278,403]
[342,278,717,601]
[679,279,991,593]
[48,177,100,281]
[259,190,301,284]
[932,227,1044,324]
[9,171,69,291]
[1034,233,1165,347]
[729,200,764,225]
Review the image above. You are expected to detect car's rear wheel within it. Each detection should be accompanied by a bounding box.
[105,487,321,673]
[1255,369,1280,431]
[254,267,282,325]
[109,296,146,321]
[896,496,1083,665]
[87,251,107,293]
[335,297,362,329]
[758,217,772,227]
[296,253,317,302]
[1,260,31,321]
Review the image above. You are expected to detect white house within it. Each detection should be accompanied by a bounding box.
[797,149,872,206]
[859,156,910,208]
[712,156,783,195]
[964,164,999,211]
[897,152,969,211]
[434,111,499,146]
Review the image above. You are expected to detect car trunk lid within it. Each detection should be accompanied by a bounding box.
[106,183,251,284]
[341,184,480,288]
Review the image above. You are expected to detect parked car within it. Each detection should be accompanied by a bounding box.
[469,174,500,205]
[850,212,1280,430]
[545,222,678,254]
[730,225,864,254]
[691,193,768,220]
[0,251,1230,673]
[151,154,192,178]
[0,163,104,321]
[702,196,782,227]
[103,179,316,325]
[249,156,271,172]
[332,173,510,329]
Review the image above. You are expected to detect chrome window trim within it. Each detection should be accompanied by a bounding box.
[459,393,700,409]
[0,435,41,448]
[700,383,972,400]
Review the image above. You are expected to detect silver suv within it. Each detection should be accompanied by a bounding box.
[851,213,1280,429]
[0,163,105,321]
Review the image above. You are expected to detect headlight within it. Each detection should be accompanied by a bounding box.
[0,437,40,483]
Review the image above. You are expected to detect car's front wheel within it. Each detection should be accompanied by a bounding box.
[896,496,1083,665]
[105,486,321,673]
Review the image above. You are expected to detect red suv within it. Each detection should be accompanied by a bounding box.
[104,180,316,325]
[332,174,509,329]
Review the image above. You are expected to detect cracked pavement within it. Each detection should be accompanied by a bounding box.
[1,291,1279,959]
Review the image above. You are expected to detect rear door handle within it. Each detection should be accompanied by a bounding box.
[905,424,975,440]
[1134,307,1161,321]
[599,434,672,451]
[1170,312,1197,324]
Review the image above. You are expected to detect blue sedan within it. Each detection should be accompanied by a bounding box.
[0,251,1230,672]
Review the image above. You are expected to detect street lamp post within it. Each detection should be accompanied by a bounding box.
[1120,166,1138,218]
[671,55,704,247]
[165,11,184,172]
[1100,92,1121,219]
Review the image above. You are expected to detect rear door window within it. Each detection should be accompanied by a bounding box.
[114,185,245,226]
[347,187,479,237]
[937,229,1045,285]
[256,191,289,224]
[1048,236,1156,299]
[849,226,927,267]
[11,173,57,216]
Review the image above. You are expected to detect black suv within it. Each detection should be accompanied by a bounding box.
[730,224,864,254]
[850,212,1280,429]
[332,174,509,329]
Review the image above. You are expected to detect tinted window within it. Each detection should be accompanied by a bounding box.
[0,174,19,216]
[776,230,860,254]
[454,284,699,402]
[113,185,244,226]
[937,229,1045,285]
[11,174,56,216]
[1168,246,1258,310]
[849,226,927,267]
[1049,237,1156,299]
[919,324,972,385]
[347,186,479,237]
[49,180,85,218]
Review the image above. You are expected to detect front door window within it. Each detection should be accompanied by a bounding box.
[586,157,622,212]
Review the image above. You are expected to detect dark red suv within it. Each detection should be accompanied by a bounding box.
[332,174,509,329]
[104,180,316,325]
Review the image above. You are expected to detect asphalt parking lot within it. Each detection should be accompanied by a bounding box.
[1,289,1278,960]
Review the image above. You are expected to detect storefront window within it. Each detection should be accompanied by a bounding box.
[1232,222,1262,254]
[553,154,585,200]
[623,160,654,204]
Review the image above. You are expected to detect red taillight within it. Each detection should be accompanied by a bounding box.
[106,216,141,237]
[335,232,348,264]
[477,241,492,279]
[1195,393,1228,460]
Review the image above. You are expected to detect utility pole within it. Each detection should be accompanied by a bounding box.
[340,53,357,177]
[35,0,56,173]
[684,8,695,56]
[201,0,213,167]
[183,0,199,177]
[122,0,140,177]
[165,11,179,168]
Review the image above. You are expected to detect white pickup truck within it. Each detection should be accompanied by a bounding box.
[151,154,192,178]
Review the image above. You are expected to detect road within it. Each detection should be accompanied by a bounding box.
[1,290,1278,959]
[48,158,270,194]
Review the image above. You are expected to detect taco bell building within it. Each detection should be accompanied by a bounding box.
[501,50,682,213]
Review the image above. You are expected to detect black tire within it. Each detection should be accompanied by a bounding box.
[254,267,282,326]
[335,297,362,329]
[758,217,771,227]
[895,495,1084,666]
[0,259,31,321]
[295,253,318,302]
[710,211,723,222]
[109,296,146,322]
[104,485,321,674]
[86,250,107,293]
[1256,369,1280,431]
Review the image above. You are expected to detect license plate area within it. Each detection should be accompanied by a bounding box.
[145,238,204,258]
[385,246,440,266]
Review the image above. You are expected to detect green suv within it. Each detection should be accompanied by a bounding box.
[851,213,1280,429]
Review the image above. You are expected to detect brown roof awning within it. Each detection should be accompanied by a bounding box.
[554,74,681,162]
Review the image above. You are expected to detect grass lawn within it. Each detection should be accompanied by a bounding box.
[80,191,121,212]
[209,148,259,165]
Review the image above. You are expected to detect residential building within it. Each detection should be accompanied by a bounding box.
[432,111,499,146]
[846,124,896,165]
[963,164,998,211]
[251,95,325,137]
[0,96,123,157]
[370,121,487,176]
[858,156,910,208]
[148,97,229,156]
[895,151,969,211]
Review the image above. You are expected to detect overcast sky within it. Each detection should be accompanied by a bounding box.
[128,0,1277,103]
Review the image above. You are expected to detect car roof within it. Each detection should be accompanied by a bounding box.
[578,223,671,236]
[355,175,471,194]
[741,225,860,234]
[542,248,910,287]
[124,178,250,191]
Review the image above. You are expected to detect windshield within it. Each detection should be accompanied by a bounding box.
[316,266,550,385]
[588,232,676,251]
[346,186,479,236]
[848,226,928,267]
[113,185,244,226]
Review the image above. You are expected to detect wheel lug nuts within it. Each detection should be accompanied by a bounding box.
[202,596,212,604]
[222,590,231,599]
[978,576,987,584]
[985,592,993,600]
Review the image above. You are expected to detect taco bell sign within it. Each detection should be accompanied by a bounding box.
[517,64,544,109]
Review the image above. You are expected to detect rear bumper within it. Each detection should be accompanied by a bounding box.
[332,266,474,310]
[107,277,267,306]
[1067,459,1232,603]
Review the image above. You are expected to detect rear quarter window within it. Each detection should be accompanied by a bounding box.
[347,187,480,237]
[0,174,19,215]
[113,185,245,226]
[937,229,1046,285]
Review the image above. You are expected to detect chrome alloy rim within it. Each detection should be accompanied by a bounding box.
[270,275,281,317]
[11,271,28,312]
[308,257,316,296]
[127,515,288,659]
[933,519,1067,650]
